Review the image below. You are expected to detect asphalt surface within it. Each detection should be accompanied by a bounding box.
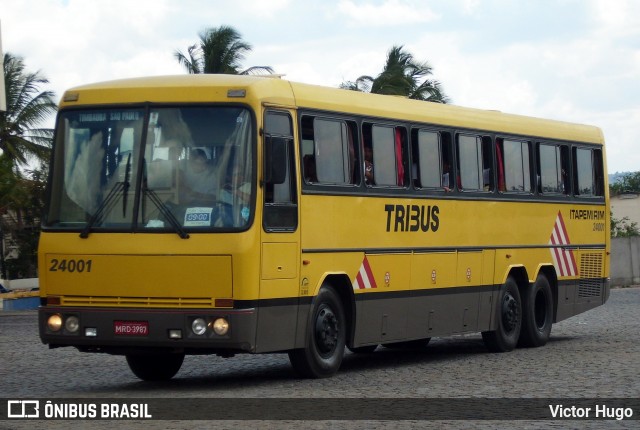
[1,287,638,429]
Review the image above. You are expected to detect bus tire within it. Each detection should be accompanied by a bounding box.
[288,287,346,378]
[518,274,553,348]
[125,353,184,381]
[482,276,522,352]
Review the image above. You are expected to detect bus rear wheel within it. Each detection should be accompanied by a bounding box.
[482,276,522,352]
[125,352,184,381]
[288,287,346,378]
[518,274,553,347]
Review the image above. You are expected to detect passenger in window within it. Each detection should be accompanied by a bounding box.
[443,161,461,192]
[182,148,218,203]
[483,168,491,191]
[364,146,374,185]
[561,168,569,194]
[442,161,452,192]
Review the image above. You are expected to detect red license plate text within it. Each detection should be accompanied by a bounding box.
[114,320,149,336]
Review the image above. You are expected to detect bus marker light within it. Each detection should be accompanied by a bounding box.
[214,298,233,308]
[63,92,79,102]
[227,89,246,98]
[169,329,182,339]
[191,318,207,336]
[47,314,63,332]
[85,327,97,337]
[65,316,80,333]
[47,296,61,305]
[212,318,229,336]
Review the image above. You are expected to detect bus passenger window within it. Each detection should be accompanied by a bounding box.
[412,129,441,189]
[538,143,570,195]
[457,134,483,191]
[573,147,603,197]
[499,138,532,193]
[560,145,570,194]
[365,123,408,187]
[300,116,357,185]
[481,136,494,191]
[593,149,605,196]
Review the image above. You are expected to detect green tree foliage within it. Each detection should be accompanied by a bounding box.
[610,171,640,196]
[0,53,57,167]
[0,163,48,279]
[611,214,640,237]
[0,53,55,279]
[340,45,449,103]
[175,25,273,75]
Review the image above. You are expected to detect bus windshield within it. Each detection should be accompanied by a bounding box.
[45,106,254,233]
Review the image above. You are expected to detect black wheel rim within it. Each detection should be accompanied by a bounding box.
[314,304,339,356]
[501,293,519,332]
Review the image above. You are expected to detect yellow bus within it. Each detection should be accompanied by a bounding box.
[39,75,609,380]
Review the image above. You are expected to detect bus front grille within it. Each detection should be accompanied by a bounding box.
[59,296,216,308]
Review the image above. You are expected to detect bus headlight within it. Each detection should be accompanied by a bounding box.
[47,314,63,332]
[65,316,80,333]
[212,318,229,336]
[191,318,207,336]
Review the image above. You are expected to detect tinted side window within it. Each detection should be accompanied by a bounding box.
[457,135,492,191]
[538,143,570,194]
[498,139,532,193]
[301,116,356,185]
[363,123,408,187]
[413,129,441,188]
[573,147,604,197]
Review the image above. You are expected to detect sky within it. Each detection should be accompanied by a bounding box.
[1,0,639,173]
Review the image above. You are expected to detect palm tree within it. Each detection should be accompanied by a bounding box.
[175,25,273,75]
[339,75,373,93]
[0,53,57,167]
[0,53,55,279]
[340,45,449,103]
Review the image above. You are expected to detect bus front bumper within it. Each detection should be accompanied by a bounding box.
[38,306,257,354]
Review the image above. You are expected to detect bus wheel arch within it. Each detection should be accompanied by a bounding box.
[312,273,357,350]
[288,278,349,378]
[482,275,522,352]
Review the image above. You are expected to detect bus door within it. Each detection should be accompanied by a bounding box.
[256,109,301,352]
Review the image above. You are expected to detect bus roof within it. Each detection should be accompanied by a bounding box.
[61,74,604,145]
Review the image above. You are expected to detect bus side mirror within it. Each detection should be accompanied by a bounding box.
[264,135,288,185]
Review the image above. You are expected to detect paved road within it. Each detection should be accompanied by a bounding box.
[1,287,639,429]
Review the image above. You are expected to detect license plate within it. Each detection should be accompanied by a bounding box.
[114,320,149,336]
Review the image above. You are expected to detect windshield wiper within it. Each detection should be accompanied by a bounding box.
[144,188,190,239]
[79,181,125,238]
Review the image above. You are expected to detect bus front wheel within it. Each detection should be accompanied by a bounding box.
[288,287,346,378]
[482,276,522,352]
[125,352,184,381]
[518,274,553,347]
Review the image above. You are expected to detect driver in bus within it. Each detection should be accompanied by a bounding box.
[181,148,218,204]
